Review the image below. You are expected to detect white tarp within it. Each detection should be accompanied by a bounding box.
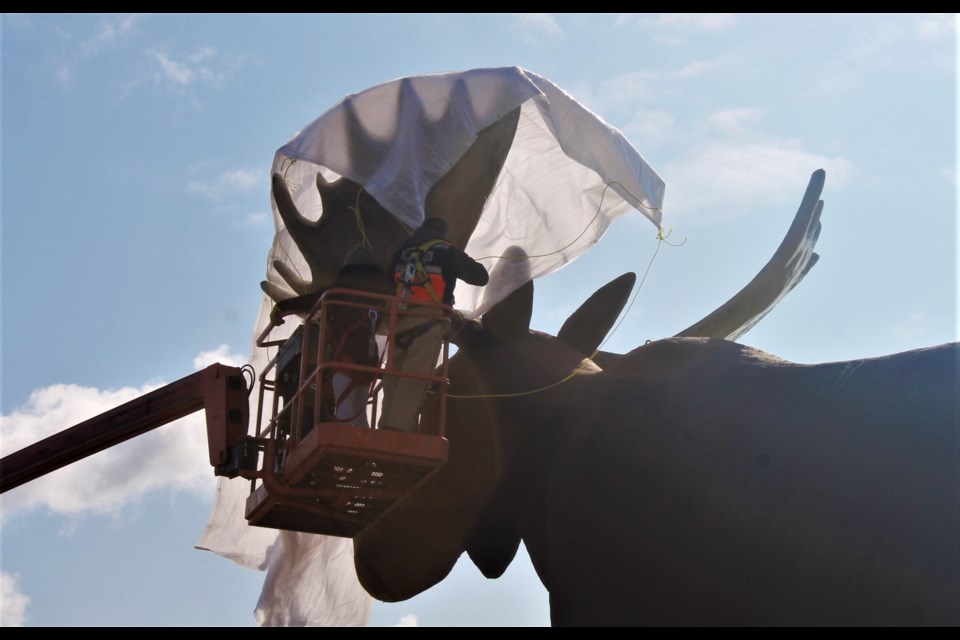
[198,66,665,626]
[262,66,663,318]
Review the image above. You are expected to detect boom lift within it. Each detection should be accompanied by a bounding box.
[0,290,452,538]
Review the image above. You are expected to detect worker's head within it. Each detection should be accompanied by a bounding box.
[408,217,449,245]
[343,243,372,266]
[421,217,448,239]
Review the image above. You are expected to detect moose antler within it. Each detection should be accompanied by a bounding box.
[263,172,407,301]
[676,169,825,341]
[262,105,522,304]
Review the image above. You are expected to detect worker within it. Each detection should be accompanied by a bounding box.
[379,218,488,433]
[324,244,392,426]
[269,244,393,427]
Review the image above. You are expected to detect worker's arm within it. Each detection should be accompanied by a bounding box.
[334,265,395,295]
[452,248,489,286]
[273,266,394,324]
[270,289,324,325]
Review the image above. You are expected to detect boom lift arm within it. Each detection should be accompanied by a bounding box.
[1,290,451,539]
[0,363,250,494]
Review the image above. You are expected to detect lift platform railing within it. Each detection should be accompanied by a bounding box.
[255,288,452,444]
[240,289,454,537]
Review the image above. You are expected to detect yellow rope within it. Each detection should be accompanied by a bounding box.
[595,225,668,353]
[349,186,372,251]
[271,174,678,301]
[269,173,680,400]
[474,181,664,262]
[279,157,298,180]
[656,225,686,248]
[348,185,417,250]
[447,359,595,399]
[448,223,681,400]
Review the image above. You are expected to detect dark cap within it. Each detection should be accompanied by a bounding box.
[343,243,372,266]
[422,217,447,235]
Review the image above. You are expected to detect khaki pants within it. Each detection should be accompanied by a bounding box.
[379,316,444,433]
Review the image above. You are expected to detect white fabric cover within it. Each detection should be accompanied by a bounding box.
[198,66,664,626]
[263,66,663,317]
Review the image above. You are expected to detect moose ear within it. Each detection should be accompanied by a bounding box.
[558,272,636,356]
[483,279,534,341]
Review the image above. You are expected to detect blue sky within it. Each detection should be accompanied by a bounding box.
[1,13,956,626]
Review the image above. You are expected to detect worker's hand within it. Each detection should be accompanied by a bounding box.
[270,305,285,326]
[447,308,466,332]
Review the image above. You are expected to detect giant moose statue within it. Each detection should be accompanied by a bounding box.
[203,68,673,626]
[352,266,958,626]
[201,68,956,626]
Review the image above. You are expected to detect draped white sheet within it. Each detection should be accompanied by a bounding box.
[198,66,664,626]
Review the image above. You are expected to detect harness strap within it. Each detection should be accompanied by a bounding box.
[330,311,378,423]
[395,239,449,303]
[333,314,373,361]
[394,320,438,350]
[331,309,379,385]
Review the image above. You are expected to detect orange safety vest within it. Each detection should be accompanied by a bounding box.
[394,239,449,304]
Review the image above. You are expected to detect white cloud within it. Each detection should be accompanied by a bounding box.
[513,13,564,46]
[848,15,955,60]
[937,164,957,185]
[915,13,956,39]
[50,14,142,85]
[601,70,659,108]
[623,109,676,147]
[584,58,726,114]
[841,15,955,72]
[705,108,763,136]
[0,347,247,517]
[393,613,419,627]
[849,21,903,60]
[187,167,268,226]
[146,46,254,90]
[674,59,721,78]
[194,344,246,369]
[620,13,736,31]
[46,17,256,96]
[82,14,142,54]
[663,140,850,220]
[223,170,260,191]
[147,48,219,86]
[188,168,264,203]
[653,13,736,31]
[188,46,216,63]
[0,573,29,627]
[653,34,685,47]
[240,212,270,227]
[148,49,194,85]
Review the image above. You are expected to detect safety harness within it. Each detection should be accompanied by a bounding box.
[329,307,381,423]
[394,238,449,304]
